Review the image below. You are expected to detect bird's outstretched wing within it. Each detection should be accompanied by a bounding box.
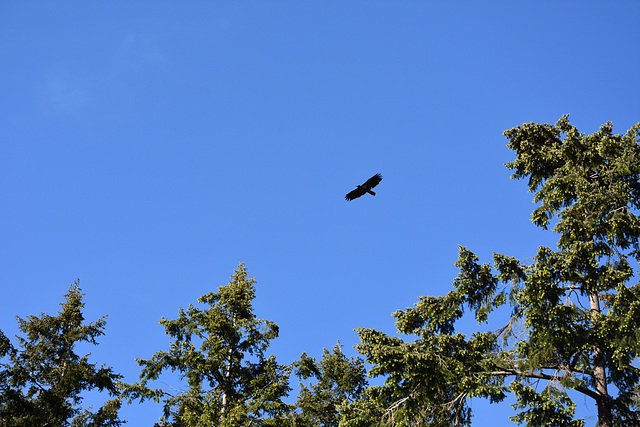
[362,173,382,190]
[345,186,367,201]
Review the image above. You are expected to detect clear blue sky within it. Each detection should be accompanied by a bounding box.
[1,1,638,424]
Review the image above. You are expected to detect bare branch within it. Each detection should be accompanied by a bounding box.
[489,368,600,401]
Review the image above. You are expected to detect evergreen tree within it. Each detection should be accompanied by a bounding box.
[0,282,123,426]
[350,116,640,426]
[121,263,291,426]
[292,343,367,426]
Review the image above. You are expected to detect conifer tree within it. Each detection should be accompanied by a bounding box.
[350,116,640,426]
[0,283,123,426]
[292,343,367,426]
[122,263,291,426]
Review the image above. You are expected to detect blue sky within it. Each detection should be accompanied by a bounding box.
[1,1,639,424]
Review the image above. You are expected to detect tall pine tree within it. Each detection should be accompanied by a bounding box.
[350,116,640,426]
[122,263,291,426]
[0,282,123,426]
[292,343,367,426]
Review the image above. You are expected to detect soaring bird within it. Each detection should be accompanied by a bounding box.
[345,173,383,201]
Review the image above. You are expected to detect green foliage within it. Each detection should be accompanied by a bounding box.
[121,263,291,426]
[0,282,123,426]
[292,343,367,426]
[351,116,640,426]
[510,381,584,427]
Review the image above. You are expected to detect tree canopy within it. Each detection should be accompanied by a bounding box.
[3,116,639,426]
[350,115,640,426]
[121,263,291,426]
[0,283,123,426]
[292,343,368,426]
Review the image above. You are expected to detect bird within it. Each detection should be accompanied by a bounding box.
[345,173,383,201]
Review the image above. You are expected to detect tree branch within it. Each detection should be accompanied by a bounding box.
[489,368,600,401]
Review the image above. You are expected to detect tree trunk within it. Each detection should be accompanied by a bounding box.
[220,346,233,422]
[588,291,613,427]
[221,314,237,423]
